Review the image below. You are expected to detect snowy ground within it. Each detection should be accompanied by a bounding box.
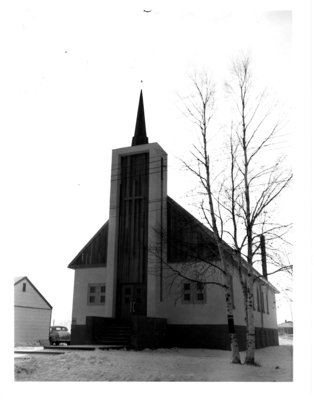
[14,344,292,382]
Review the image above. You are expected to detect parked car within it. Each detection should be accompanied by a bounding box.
[49,326,71,345]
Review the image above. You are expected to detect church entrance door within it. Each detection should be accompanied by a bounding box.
[119,283,146,321]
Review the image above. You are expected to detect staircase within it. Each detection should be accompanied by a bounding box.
[94,321,132,348]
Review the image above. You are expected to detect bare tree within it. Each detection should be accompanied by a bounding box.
[178,72,242,364]
[224,55,292,364]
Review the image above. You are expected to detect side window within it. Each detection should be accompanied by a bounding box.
[266,289,269,314]
[195,282,206,304]
[256,286,260,311]
[22,282,26,292]
[260,286,265,313]
[182,282,206,304]
[87,284,106,305]
[183,283,192,303]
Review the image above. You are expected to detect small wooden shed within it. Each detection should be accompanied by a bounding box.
[14,277,52,345]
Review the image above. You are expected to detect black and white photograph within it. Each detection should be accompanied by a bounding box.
[2,0,313,398]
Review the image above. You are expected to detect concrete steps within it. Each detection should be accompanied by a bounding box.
[95,322,132,347]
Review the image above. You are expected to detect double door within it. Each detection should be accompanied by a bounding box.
[119,283,146,320]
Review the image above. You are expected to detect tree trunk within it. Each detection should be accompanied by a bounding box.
[219,246,241,364]
[244,260,256,365]
[224,283,241,364]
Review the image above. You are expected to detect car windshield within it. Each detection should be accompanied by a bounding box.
[55,327,68,331]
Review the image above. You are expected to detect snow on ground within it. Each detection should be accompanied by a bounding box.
[279,334,293,346]
[14,345,292,382]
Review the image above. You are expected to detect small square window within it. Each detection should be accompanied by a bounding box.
[89,286,96,294]
[100,286,106,293]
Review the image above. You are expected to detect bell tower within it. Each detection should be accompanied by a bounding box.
[105,91,167,320]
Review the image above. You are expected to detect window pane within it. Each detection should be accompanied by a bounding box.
[89,296,95,303]
[184,283,190,291]
[197,293,204,301]
[184,294,191,301]
[89,286,96,293]
[100,296,105,303]
[197,282,204,291]
[100,286,106,293]
[125,287,131,295]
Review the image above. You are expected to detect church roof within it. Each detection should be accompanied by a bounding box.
[131,90,149,146]
[68,221,109,269]
[68,197,221,268]
[68,196,278,292]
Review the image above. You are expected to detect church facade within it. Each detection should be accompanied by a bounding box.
[68,92,279,350]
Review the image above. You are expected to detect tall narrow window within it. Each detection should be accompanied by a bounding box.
[256,286,260,311]
[260,287,265,313]
[22,283,26,292]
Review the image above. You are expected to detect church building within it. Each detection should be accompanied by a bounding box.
[68,91,279,350]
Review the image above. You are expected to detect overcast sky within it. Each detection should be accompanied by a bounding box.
[3,0,308,329]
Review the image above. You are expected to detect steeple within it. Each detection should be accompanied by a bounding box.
[132,90,149,146]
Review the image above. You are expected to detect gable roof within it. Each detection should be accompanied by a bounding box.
[68,221,109,269]
[14,276,53,309]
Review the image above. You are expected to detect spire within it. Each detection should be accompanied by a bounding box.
[132,90,149,146]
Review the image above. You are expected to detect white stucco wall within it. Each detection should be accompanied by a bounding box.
[151,261,278,329]
[71,267,108,325]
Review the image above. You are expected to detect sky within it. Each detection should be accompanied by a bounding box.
[1,0,310,330]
